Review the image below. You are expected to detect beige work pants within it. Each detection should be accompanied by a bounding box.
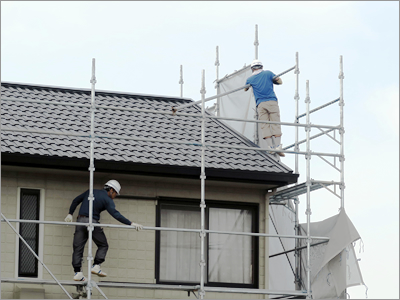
[257,101,282,139]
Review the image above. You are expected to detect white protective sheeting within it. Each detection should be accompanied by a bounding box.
[269,202,296,291]
[218,66,257,142]
[299,209,365,298]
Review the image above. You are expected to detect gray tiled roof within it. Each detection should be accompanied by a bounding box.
[1,82,295,178]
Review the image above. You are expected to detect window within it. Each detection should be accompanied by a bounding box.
[156,199,259,288]
[18,189,40,277]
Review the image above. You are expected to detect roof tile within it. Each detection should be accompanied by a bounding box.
[1,82,294,175]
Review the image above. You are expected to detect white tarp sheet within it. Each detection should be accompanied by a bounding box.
[218,66,256,142]
[269,202,296,291]
[299,209,365,298]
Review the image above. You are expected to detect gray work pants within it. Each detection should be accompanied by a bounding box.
[72,216,109,271]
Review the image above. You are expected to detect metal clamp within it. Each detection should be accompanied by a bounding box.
[305,208,312,215]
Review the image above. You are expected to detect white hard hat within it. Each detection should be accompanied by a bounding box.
[251,59,263,68]
[104,180,121,195]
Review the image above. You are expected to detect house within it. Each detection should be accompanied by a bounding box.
[1,81,298,299]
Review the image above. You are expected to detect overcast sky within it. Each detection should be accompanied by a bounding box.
[1,1,399,299]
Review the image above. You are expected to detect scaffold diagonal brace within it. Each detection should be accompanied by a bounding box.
[1,213,73,299]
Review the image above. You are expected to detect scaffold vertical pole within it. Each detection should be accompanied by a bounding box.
[294,196,300,290]
[294,52,300,174]
[294,52,301,290]
[215,46,220,116]
[179,65,184,98]
[199,69,207,299]
[305,80,312,299]
[339,55,345,209]
[87,58,97,299]
[254,24,259,59]
[254,24,260,145]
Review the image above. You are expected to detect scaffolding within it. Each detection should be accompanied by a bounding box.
[1,29,346,300]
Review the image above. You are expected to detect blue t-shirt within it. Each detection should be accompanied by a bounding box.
[69,189,131,225]
[246,70,277,106]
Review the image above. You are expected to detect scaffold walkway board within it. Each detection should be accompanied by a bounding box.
[1,278,198,291]
[1,278,86,287]
[269,181,335,203]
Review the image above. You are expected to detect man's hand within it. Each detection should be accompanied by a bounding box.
[244,87,249,92]
[273,77,282,85]
[131,222,143,231]
[64,214,73,222]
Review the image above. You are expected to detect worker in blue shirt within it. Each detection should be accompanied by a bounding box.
[245,59,285,157]
[64,180,143,281]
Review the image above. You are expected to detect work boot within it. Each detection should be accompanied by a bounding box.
[275,144,285,157]
[73,271,86,281]
[91,264,107,277]
[268,146,276,155]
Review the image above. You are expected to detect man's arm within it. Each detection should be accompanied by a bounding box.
[65,190,87,222]
[106,200,132,225]
[106,201,143,230]
[68,190,87,215]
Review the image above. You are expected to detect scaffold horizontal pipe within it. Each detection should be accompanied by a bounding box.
[204,286,307,296]
[297,97,340,119]
[283,128,335,150]
[0,126,341,158]
[2,96,340,130]
[1,97,91,108]
[0,218,330,241]
[172,84,251,111]
[0,278,307,296]
[204,142,342,158]
[0,278,199,291]
[273,65,296,79]
[310,179,342,185]
[1,127,89,138]
[208,114,340,130]
[0,278,86,286]
[1,96,202,119]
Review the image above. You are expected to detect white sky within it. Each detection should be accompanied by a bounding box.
[1,1,399,299]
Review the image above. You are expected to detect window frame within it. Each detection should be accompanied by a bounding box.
[155,197,259,289]
[15,188,45,279]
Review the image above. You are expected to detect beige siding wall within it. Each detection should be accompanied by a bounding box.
[1,166,269,299]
